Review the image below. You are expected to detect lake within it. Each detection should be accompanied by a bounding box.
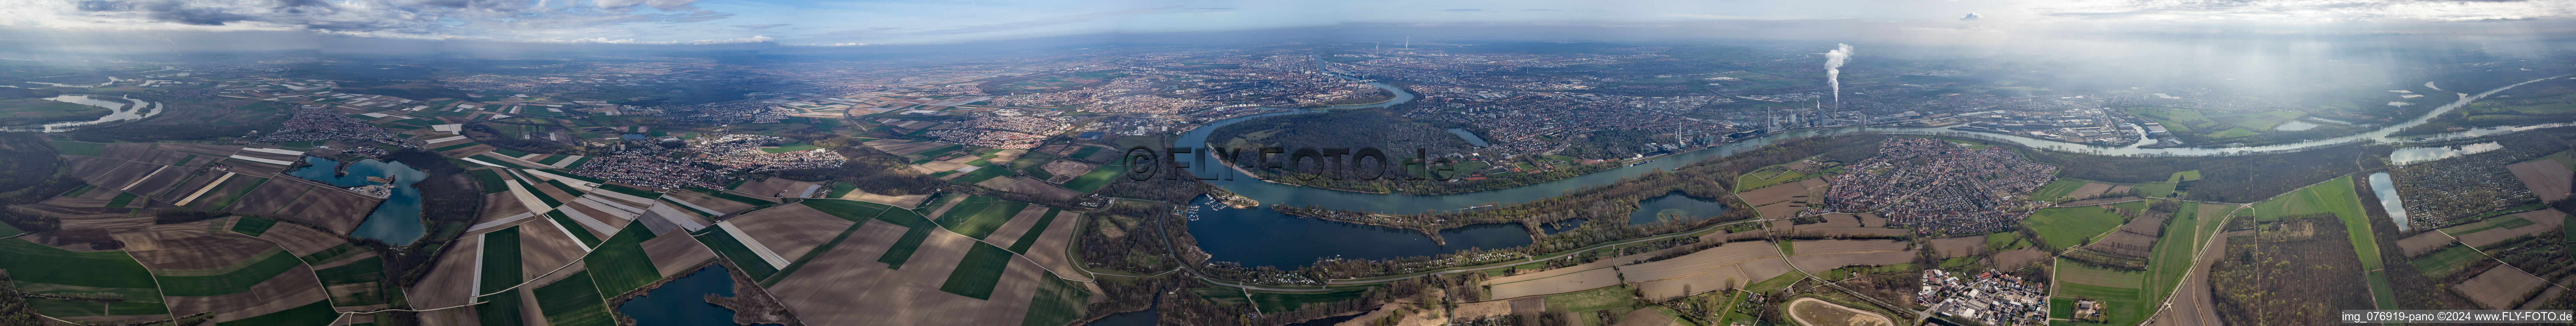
[2369,172,2412,231]
[616,265,784,326]
[285,156,427,244]
[1628,191,1729,225]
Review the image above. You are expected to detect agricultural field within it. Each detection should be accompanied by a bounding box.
[932,196,1029,238]
[2051,258,2150,325]
[2022,201,2146,250]
[579,224,663,296]
[938,242,1017,299]
[532,271,615,326]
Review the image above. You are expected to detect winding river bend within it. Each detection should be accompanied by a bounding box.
[1177,73,2568,267]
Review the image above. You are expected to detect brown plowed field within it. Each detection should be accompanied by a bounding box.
[168,265,330,321]
[2394,231,2457,257]
[406,235,480,308]
[978,205,1053,244]
[1487,267,1622,299]
[256,223,350,257]
[226,180,316,215]
[766,219,1048,326]
[123,230,280,269]
[638,228,717,277]
[726,203,853,261]
[1930,236,1986,258]
[516,219,591,280]
[1991,247,2050,270]
[2453,210,2567,249]
[2506,160,2573,202]
[1020,210,1090,281]
[268,188,381,234]
[2456,264,2549,309]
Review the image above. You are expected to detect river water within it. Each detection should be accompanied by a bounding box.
[1184,195,1531,268]
[286,156,428,244]
[0,94,166,132]
[2369,172,2413,231]
[2389,142,2503,165]
[1173,73,2567,267]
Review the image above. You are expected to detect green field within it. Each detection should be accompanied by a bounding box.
[1732,163,1812,192]
[2022,201,2145,249]
[2132,182,2180,198]
[579,224,661,296]
[532,271,615,326]
[0,239,161,290]
[2168,170,2201,181]
[155,249,305,296]
[937,242,1015,299]
[231,216,279,236]
[104,192,139,207]
[2030,179,2090,201]
[476,288,526,326]
[878,224,935,270]
[692,229,781,280]
[1020,276,1094,326]
[479,227,524,295]
[2410,245,2482,278]
[1062,156,1127,193]
[933,197,1027,238]
[214,300,335,326]
[804,199,893,222]
[471,169,510,194]
[2140,201,2219,310]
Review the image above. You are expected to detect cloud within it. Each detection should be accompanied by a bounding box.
[1,0,724,40]
[2019,0,2576,22]
[1961,12,1982,21]
[565,35,771,45]
[823,6,1184,37]
[1662,13,1827,20]
[733,24,788,30]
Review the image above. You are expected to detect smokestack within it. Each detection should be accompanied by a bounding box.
[1824,43,1853,109]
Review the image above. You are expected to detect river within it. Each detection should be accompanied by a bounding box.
[0,94,166,132]
[1174,72,2567,267]
[286,156,428,245]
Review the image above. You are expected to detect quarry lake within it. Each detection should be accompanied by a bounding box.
[287,156,428,244]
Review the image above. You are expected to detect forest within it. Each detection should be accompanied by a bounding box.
[0,135,79,231]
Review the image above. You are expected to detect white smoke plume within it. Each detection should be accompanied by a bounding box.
[1824,43,1852,107]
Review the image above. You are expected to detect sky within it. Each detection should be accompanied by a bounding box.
[0,0,2570,49]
